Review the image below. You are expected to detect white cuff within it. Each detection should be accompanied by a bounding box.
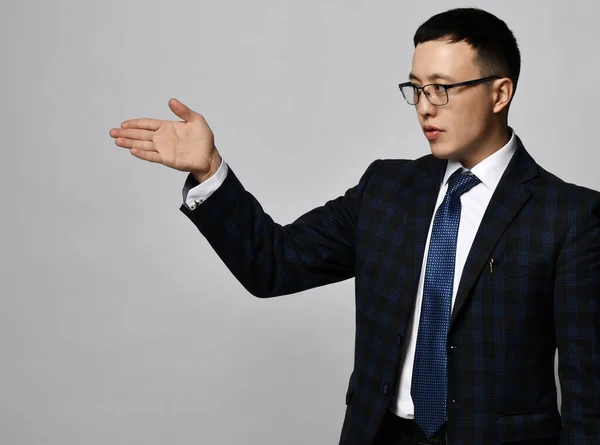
[185,159,229,210]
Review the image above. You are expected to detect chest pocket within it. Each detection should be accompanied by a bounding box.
[491,251,552,282]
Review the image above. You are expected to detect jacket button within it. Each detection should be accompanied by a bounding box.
[383,383,389,395]
[397,334,402,346]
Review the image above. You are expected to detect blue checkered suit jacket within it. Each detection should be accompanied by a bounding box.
[180,138,600,445]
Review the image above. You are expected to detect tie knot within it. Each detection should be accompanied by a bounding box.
[447,168,481,197]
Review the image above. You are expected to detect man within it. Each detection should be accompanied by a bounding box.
[109,7,600,445]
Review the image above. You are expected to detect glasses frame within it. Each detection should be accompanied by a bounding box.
[398,75,503,106]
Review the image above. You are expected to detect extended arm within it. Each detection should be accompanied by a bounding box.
[180,161,378,298]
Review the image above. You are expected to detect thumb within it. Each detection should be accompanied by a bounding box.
[168,98,200,123]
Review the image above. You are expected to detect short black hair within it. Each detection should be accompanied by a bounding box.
[414,8,521,93]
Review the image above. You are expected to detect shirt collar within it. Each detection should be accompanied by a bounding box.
[442,129,517,192]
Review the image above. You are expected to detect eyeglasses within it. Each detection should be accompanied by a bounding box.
[398,75,502,106]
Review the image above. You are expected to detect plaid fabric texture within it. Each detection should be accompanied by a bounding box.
[180,137,600,445]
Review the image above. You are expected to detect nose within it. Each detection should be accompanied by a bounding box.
[416,93,437,117]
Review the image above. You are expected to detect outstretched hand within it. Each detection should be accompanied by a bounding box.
[109,98,222,182]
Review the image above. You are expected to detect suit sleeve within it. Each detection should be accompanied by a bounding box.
[179,160,379,298]
[554,191,600,444]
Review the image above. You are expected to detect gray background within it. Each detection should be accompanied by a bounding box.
[2,0,599,444]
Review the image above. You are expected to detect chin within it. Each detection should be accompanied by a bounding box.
[428,141,458,160]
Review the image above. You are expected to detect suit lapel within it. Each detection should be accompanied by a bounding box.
[394,156,447,324]
[449,139,539,328]
[409,161,446,304]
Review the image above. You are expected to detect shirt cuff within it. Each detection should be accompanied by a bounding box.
[182,158,229,210]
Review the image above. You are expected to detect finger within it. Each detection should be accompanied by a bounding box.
[168,98,200,123]
[110,128,154,141]
[121,118,162,131]
[115,138,155,151]
[130,148,162,163]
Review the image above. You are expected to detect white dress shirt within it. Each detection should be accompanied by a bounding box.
[182,132,518,418]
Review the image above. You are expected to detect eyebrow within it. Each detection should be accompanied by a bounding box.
[408,72,456,83]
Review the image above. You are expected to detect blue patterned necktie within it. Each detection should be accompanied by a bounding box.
[411,168,481,438]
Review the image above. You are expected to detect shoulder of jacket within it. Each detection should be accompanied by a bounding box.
[534,165,600,203]
[368,154,437,174]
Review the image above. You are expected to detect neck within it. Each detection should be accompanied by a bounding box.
[460,124,511,169]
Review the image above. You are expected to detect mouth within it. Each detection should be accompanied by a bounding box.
[423,125,443,141]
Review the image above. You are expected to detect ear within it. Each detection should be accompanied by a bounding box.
[493,78,514,114]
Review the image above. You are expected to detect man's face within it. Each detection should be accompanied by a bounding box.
[410,40,498,167]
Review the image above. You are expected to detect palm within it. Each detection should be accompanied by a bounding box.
[153,119,213,172]
[110,98,220,178]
